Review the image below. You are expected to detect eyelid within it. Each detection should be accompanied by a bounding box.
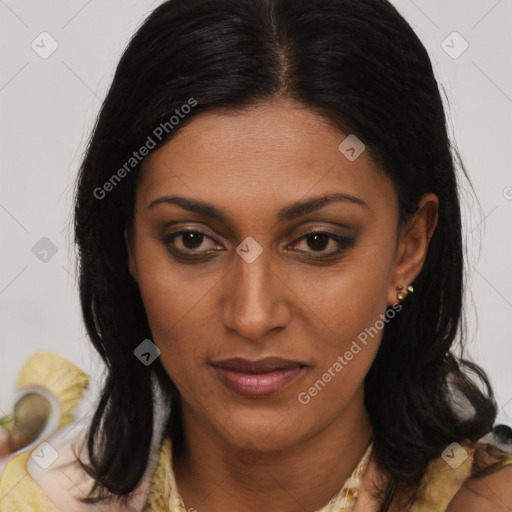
[289,230,356,253]
[292,223,355,238]
[161,224,354,245]
[160,227,357,263]
[161,228,219,247]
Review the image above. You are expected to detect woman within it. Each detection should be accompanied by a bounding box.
[1,0,511,510]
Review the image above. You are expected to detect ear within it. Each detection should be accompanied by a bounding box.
[387,193,439,306]
[124,227,139,283]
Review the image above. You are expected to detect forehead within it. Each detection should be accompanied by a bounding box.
[136,98,396,224]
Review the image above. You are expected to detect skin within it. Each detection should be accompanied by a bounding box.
[446,465,512,511]
[125,97,438,512]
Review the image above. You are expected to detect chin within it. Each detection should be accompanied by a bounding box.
[208,402,309,453]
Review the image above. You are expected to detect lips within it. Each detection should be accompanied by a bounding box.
[211,357,308,398]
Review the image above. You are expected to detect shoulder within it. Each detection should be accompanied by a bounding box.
[407,424,512,512]
[446,425,512,512]
[446,462,512,511]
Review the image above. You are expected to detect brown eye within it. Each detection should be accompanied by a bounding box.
[303,233,331,252]
[161,230,221,257]
[180,232,208,251]
[290,231,356,256]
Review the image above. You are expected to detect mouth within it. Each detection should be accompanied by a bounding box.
[211,357,309,398]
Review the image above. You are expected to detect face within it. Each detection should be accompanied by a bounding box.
[125,98,437,452]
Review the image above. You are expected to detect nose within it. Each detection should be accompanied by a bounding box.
[221,246,291,343]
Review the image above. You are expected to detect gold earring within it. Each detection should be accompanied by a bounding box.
[397,284,414,301]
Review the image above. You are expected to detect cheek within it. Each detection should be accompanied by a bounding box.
[132,246,218,389]
[295,234,396,401]
[133,232,201,333]
[308,234,396,343]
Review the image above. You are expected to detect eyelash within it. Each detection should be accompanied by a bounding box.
[159,229,356,262]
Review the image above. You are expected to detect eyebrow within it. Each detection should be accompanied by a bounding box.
[146,192,368,223]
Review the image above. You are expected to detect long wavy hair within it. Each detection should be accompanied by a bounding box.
[73,0,509,509]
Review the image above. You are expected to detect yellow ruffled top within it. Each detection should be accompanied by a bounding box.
[1,352,512,512]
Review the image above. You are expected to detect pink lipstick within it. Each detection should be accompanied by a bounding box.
[211,357,307,398]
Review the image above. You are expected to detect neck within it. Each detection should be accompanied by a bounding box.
[173,386,373,512]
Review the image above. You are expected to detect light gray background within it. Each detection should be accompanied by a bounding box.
[1,0,511,424]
